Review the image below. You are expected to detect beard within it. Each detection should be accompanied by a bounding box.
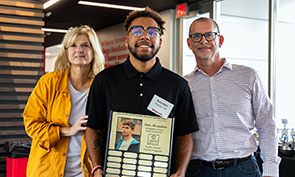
[128,43,160,62]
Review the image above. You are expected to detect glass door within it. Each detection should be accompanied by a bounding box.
[180,1,213,76]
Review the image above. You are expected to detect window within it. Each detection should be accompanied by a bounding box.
[276,0,295,129]
[219,0,269,91]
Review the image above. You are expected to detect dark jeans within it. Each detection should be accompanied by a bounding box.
[186,156,262,177]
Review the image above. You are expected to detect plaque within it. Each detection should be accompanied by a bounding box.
[104,111,174,177]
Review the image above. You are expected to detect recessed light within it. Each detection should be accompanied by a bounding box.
[44,0,60,9]
[42,28,67,33]
[78,1,145,11]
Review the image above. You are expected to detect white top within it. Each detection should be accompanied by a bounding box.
[64,79,88,177]
[119,137,134,151]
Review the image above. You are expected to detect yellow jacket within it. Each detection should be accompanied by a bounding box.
[23,69,93,177]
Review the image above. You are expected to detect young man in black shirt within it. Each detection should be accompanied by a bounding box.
[85,7,199,177]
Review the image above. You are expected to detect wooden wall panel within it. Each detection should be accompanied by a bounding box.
[0,61,43,67]
[0,121,25,127]
[0,0,43,9]
[0,43,44,51]
[0,70,43,75]
[0,35,44,42]
[0,26,44,34]
[0,78,38,84]
[0,87,34,92]
[0,7,44,18]
[0,96,30,101]
[0,52,43,59]
[0,16,44,26]
[0,0,44,175]
[0,104,26,110]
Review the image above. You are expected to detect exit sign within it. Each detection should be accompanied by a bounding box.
[176,3,189,18]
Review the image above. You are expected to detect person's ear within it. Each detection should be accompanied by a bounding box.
[125,36,128,48]
[218,35,224,47]
[187,38,192,49]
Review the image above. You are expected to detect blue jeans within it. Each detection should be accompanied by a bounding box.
[186,156,261,177]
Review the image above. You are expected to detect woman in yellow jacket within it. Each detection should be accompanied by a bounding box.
[23,25,104,177]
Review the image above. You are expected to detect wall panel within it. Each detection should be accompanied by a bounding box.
[0,0,44,176]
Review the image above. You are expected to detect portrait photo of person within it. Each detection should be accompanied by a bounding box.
[115,119,141,152]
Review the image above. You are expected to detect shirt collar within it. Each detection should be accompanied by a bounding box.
[124,56,162,80]
[193,58,232,74]
[222,59,232,70]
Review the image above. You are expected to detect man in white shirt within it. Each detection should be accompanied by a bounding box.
[184,17,281,177]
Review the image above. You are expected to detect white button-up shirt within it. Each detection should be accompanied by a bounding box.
[184,59,281,177]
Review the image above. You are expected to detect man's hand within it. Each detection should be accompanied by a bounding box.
[170,171,185,177]
[171,133,193,177]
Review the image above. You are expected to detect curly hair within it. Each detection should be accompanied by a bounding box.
[54,25,104,77]
[123,7,166,36]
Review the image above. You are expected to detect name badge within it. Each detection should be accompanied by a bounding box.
[147,95,174,119]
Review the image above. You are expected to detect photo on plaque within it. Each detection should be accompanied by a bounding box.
[104,111,174,177]
[115,117,142,152]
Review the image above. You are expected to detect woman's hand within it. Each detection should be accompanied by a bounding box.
[60,115,88,137]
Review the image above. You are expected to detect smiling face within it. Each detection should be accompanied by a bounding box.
[125,17,162,62]
[67,34,93,67]
[187,20,224,62]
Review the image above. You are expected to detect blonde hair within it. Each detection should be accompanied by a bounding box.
[54,25,104,77]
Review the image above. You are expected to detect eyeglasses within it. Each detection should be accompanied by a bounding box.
[128,26,161,37]
[189,32,219,42]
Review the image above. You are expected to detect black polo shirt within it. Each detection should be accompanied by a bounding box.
[86,57,198,136]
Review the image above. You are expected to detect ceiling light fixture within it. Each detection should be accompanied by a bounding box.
[42,28,67,33]
[44,0,60,9]
[78,1,145,11]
